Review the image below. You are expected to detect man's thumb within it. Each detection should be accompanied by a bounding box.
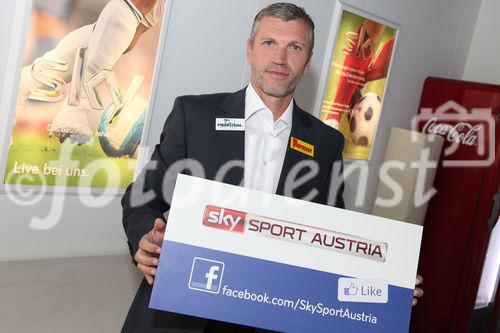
[154,218,166,231]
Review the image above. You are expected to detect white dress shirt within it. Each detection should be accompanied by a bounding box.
[244,84,293,193]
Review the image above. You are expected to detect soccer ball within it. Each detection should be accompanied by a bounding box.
[347,92,381,146]
[98,96,147,158]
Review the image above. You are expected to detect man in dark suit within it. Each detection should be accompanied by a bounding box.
[121,3,345,332]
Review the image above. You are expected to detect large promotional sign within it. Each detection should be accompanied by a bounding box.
[150,175,422,332]
[3,0,167,188]
[319,6,398,160]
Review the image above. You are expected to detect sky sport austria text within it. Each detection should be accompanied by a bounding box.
[203,204,387,262]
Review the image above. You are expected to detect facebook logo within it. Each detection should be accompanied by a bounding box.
[188,258,225,294]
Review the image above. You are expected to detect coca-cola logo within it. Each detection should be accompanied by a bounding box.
[411,101,495,167]
[421,117,481,147]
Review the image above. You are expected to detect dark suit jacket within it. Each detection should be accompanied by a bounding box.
[121,88,345,332]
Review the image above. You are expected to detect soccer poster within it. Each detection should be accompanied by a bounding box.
[319,8,397,160]
[3,0,167,189]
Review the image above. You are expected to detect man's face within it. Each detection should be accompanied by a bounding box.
[247,16,311,99]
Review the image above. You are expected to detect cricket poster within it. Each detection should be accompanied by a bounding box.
[319,8,398,160]
[3,0,167,189]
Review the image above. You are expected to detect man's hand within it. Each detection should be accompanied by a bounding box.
[413,274,424,306]
[135,218,166,285]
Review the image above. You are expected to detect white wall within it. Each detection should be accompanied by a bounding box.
[0,0,483,261]
[462,0,500,85]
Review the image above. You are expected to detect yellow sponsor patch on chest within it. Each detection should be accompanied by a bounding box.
[290,137,314,157]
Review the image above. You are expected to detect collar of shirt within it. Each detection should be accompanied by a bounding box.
[245,84,293,132]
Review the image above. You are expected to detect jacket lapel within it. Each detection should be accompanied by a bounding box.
[213,90,316,192]
[214,88,246,185]
[275,103,316,196]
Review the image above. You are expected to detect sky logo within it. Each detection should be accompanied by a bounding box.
[203,205,246,233]
[188,257,225,294]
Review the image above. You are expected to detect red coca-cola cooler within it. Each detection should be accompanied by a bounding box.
[410,77,500,332]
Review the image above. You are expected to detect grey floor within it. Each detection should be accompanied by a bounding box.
[0,255,142,333]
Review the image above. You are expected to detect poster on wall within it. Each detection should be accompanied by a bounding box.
[319,4,398,160]
[2,0,168,189]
